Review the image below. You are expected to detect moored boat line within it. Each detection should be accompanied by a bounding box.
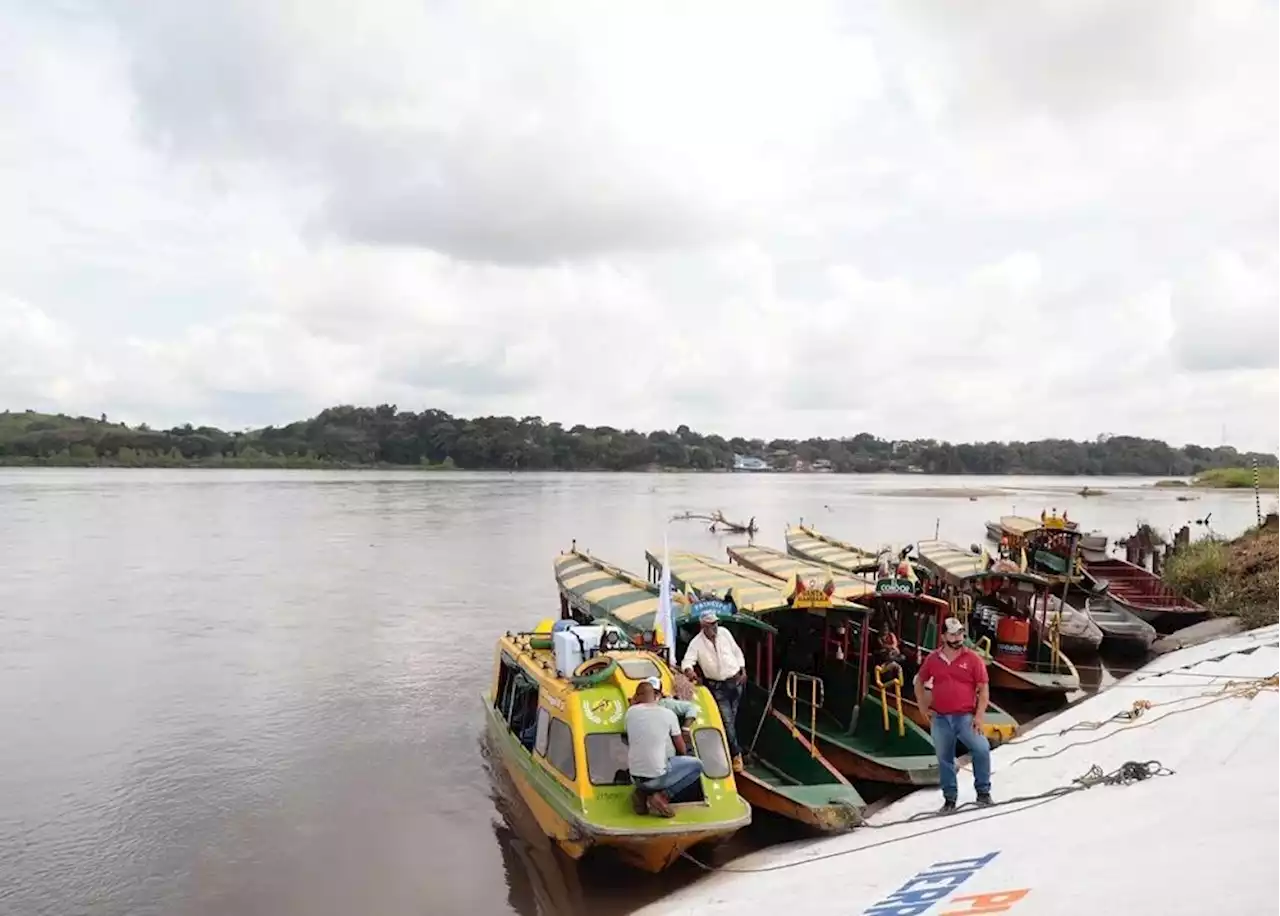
[641,549,942,787]
[495,510,1224,872]
[727,542,1020,745]
[629,624,1280,915]
[554,547,868,836]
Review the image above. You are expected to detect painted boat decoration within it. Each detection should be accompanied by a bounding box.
[726,543,1019,746]
[1080,556,1208,632]
[484,625,750,871]
[914,539,1081,695]
[643,548,941,787]
[784,524,878,573]
[554,549,865,834]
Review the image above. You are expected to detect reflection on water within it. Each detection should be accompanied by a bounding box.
[0,469,1262,916]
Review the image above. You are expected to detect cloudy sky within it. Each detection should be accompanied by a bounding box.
[2,0,1277,449]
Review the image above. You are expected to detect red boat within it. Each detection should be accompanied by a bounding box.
[1081,557,1208,633]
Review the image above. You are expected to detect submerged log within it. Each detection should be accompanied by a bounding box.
[670,509,758,535]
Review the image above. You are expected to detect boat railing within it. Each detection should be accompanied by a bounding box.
[785,671,824,756]
[874,664,905,737]
[973,635,992,659]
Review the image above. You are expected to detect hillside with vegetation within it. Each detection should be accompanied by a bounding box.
[1,406,1276,475]
[1164,516,1279,629]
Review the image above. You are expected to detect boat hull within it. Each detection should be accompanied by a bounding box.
[815,737,939,786]
[1083,598,1157,652]
[735,770,862,834]
[1082,558,1208,633]
[899,696,1018,747]
[988,659,1078,694]
[482,700,746,872]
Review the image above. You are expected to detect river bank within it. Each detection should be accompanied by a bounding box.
[1156,467,1280,490]
[1164,515,1279,629]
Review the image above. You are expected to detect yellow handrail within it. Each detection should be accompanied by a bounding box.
[785,671,824,757]
[874,664,906,737]
[1048,613,1062,672]
[974,635,992,659]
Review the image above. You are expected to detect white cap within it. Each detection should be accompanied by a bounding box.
[645,676,662,691]
[943,617,965,635]
[699,609,718,623]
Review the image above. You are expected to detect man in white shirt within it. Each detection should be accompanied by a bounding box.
[625,678,704,817]
[680,609,747,772]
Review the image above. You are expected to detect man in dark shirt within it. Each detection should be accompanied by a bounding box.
[913,617,993,812]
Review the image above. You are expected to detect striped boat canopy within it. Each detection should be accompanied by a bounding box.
[645,549,866,616]
[725,544,876,601]
[998,515,1046,537]
[554,550,777,634]
[915,538,1050,587]
[785,524,877,572]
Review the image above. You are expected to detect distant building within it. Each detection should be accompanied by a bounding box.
[732,453,770,472]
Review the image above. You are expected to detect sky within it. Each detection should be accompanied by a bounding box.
[1,0,1277,450]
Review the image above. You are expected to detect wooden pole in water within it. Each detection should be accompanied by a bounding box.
[1254,458,1263,528]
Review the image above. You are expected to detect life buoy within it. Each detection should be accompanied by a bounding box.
[570,657,618,688]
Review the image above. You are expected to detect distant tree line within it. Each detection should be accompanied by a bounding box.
[0,406,1275,475]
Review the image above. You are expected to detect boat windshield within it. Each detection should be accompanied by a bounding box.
[615,658,661,682]
[584,733,632,786]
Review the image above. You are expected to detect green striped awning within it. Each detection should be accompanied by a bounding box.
[554,551,662,628]
[726,543,876,600]
[915,538,1050,587]
[785,524,877,572]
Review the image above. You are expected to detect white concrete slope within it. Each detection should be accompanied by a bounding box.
[638,625,1280,916]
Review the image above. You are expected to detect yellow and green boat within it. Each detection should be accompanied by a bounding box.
[484,623,751,872]
[642,549,941,787]
[554,548,866,834]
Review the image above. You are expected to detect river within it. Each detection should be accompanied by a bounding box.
[0,469,1268,916]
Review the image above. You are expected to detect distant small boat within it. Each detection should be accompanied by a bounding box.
[1080,557,1208,633]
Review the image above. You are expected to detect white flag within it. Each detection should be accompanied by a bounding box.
[657,534,676,665]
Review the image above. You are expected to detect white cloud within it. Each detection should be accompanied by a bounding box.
[0,0,1276,449]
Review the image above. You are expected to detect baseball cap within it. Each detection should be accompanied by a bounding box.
[943,617,965,635]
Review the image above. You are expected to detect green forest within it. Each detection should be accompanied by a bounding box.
[0,406,1275,476]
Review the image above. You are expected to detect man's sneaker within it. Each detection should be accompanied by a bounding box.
[975,792,994,807]
[938,799,957,814]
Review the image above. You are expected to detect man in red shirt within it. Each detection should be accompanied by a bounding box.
[913,616,993,812]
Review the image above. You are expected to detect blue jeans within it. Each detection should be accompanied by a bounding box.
[930,713,991,802]
[637,756,704,797]
[707,680,743,758]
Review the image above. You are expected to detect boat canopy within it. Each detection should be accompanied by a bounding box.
[915,538,1051,588]
[555,550,778,635]
[725,544,876,600]
[645,549,870,618]
[784,524,877,571]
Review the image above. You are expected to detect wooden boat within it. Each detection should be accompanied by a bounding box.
[986,511,1084,586]
[1080,556,1208,633]
[554,549,865,834]
[1081,596,1157,653]
[726,543,1019,746]
[484,623,751,872]
[642,549,941,787]
[784,524,878,573]
[914,539,1081,695]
